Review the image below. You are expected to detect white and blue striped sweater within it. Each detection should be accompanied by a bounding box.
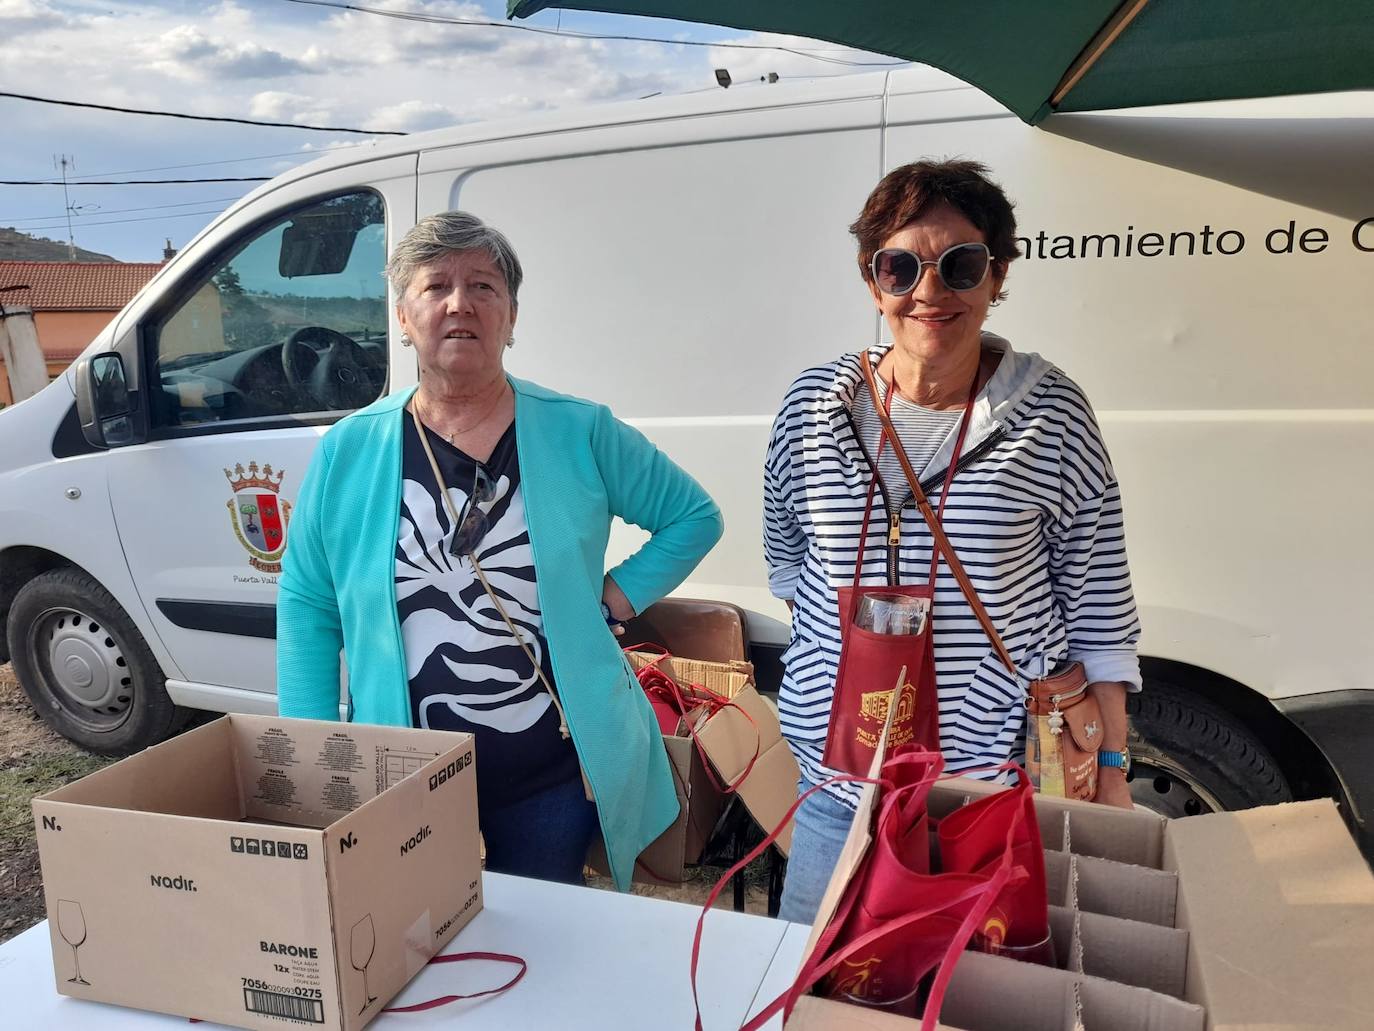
[763,335,1141,807]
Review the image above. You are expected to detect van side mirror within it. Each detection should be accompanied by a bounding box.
[75,352,145,448]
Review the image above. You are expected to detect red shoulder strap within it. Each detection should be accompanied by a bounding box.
[859,353,1017,677]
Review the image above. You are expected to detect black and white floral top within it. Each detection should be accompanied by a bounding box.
[395,416,578,806]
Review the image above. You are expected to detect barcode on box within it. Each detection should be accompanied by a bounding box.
[243,987,325,1024]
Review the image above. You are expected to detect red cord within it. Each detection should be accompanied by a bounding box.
[627,645,762,796]
[382,951,527,1012]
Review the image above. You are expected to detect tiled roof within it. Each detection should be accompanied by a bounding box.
[0,260,162,312]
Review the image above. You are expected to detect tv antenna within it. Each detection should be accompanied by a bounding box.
[53,154,80,260]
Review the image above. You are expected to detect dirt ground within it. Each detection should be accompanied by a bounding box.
[0,664,772,948]
[0,662,113,945]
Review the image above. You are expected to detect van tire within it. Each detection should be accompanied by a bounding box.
[1127,678,1292,817]
[6,569,186,755]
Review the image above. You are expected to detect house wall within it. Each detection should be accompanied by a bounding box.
[0,309,114,405]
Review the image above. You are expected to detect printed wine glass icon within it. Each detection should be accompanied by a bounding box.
[56,900,90,985]
[350,914,377,1013]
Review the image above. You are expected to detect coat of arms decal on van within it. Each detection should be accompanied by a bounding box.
[224,462,292,573]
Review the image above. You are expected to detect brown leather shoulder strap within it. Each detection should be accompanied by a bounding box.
[859,353,1017,678]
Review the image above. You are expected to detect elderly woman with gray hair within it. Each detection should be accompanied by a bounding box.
[278,211,723,889]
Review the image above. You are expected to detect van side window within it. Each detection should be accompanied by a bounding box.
[149,191,387,428]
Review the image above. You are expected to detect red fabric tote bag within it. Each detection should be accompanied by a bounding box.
[937,767,1053,961]
[692,745,1035,1031]
[810,751,1041,1016]
[822,366,977,776]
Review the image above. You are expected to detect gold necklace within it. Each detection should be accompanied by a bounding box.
[415,385,508,444]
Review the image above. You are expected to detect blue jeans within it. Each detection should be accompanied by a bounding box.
[778,778,859,925]
[479,776,600,885]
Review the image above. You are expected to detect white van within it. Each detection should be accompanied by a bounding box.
[1,69,1370,851]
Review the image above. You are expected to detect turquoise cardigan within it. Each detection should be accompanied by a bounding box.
[276,377,724,890]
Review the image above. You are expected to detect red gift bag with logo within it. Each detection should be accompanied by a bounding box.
[803,751,1040,1019]
[938,766,1053,962]
[822,361,978,776]
[691,738,1041,1031]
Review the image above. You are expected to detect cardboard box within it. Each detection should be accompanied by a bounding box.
[773,735,1374,1029]
[688,679,800,856]
[587,721,727,884]
[32,715,482,1031]
[618,651,800,873]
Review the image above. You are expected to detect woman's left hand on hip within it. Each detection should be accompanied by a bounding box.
[601,574,635,636]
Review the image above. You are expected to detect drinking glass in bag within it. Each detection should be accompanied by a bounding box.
[855,592,929,636]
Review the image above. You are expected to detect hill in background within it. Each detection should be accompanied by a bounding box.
[0,227,116,263]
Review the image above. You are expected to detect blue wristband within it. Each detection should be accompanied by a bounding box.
[1097,749,1130,773]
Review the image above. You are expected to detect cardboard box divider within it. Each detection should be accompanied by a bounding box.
[1043,848,1072,908]
[943,951,1205,1031]
[1071,851,1178,927]
[1073,907,1188,997]
[32,714,483,1031]
[787,794,1374,1028]
[765,687,1374,1031]
[1039,848,1179,928]
[790,946,1207,1031]
[928,778,1165,868]
[1035,902,1189,999]
[1073,975,1205,1031]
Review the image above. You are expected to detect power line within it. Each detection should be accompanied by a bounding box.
[1,197,244,225]
[0,177,270,186]
[284,0,907,67]
[9,151,325,187]
[4,208,229,230]
[64,152,325,182]
[0,90,406,136]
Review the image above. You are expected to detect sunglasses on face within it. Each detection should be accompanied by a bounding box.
[448,465,495,558]
[870,242,991,296]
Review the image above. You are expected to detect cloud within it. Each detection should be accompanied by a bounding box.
[2,1,770,262]
[322,0,506,65]
[558,67,680,105]
[143,25,320,80]
[0,0,65,35]
[249,91,337,126]
[367,100,460,133]
[206,0,254,34]
[455,92,549,122]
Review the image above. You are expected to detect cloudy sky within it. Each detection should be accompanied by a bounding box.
[0,0,902,261]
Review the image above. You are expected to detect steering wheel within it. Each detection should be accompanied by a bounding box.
[281,326,378,410]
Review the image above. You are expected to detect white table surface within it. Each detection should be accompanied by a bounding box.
[0,873,804,1030]
[742,923,811,1028]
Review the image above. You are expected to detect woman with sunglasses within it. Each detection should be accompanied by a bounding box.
[277,211,722,891]
[764,160,1141,922]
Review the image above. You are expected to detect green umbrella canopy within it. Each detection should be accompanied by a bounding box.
[506,0,1374,124]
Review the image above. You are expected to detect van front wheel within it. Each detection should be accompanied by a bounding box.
[6,569,185,755]
[1126,677,1293,817]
